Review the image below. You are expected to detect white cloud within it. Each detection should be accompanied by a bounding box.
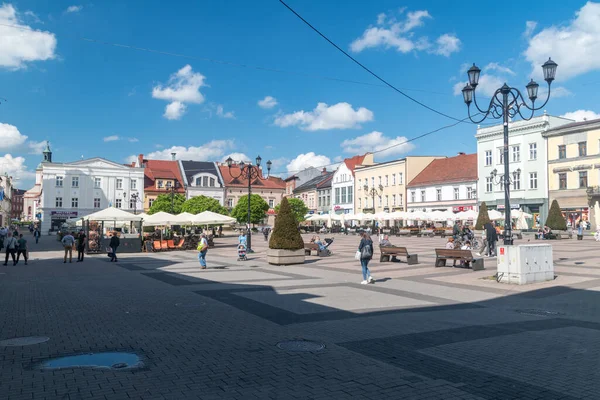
[27,140,46,154]
[350,9,460,57]
[216,105,235,119]
[0,154,35,180]
[152,65,206,120]
[524,2,600,80]
[341,131,415,158]
[103,135,139,143]
[0,4,56,69]
[286,152,331,174]
[164,101,186,120]
[0,123,28,150]
[524,21,537,38]
[128,137,139,143]
[258,96,278,109]
[103,135,120,142]
[453,73,505,98]
[484,62,515,76]
[274,102,374,131]
[539,86,572,99]
[138,140,235,161]
[23,11,41,24]
[65,5,82,13]
[222,153,250,163]
[560,110,600,122]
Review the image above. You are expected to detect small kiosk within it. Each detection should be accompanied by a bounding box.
[80,207,143,254]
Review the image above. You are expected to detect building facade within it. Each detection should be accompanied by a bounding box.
[218,164,286,211]
[0,174,14,226]
[354,156,443,214]
[331,154,374,215]
[132,155,186,212]
[406,153,478,213]
[37,152,145,233]
[476,113,573,228]
[284,167,323,198]
[10,189,25,220]
[293,170,333,214]
[543,118,600,227]
[178,160,225,204]
[316,175,333,215]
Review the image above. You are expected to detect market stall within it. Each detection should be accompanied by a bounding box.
[80,207,143,254]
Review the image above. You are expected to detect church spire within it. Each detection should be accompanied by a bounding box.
[42,141,52,163]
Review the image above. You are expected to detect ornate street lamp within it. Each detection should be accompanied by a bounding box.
[226,155,272,253]
[124,192,140,215]
[364,183,383,231]
[461,58,557,245]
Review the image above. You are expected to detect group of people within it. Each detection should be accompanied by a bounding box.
[60,231,88,263]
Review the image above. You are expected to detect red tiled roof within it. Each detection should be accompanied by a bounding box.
[344,154,367,175]
[218,165,286,190]
[407,153,477,187]
[141,159,185,192]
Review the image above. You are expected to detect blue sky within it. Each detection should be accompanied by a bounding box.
[2,0,600,188]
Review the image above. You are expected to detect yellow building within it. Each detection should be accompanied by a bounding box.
[543,119,600,227]
[354,156,444,214]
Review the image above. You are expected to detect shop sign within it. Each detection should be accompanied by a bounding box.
[50,211,78,219]
[334,206,342,211]
[452,206,474,212]
[497,204,520,210]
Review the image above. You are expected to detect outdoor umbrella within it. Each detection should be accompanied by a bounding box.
[143,211,178,226]
[488,210,504,221]
[192,211,237,225]
[81,207,142,222]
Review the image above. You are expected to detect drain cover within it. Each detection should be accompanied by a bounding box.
[559,257,569,261]
[575,262,585,265]
[516,309,562,317]
[277,340,325,352]
[0,336,49,346]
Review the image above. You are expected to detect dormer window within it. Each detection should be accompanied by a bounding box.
[157,180,164,188]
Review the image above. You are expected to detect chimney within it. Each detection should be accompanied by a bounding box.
[322,167,327,175]
[171,152,176,161]
[138,154,144,168]
[457,152,466,156]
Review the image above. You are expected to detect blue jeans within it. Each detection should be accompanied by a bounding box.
[110,247,118,262]
[361,258,371,280]
[198,251,207,268]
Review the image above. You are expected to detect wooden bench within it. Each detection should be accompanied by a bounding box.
[396,229,411,237]
[435,248,484,271]
[420,229,434,237]
[304,242,319,255]
[380,246,419,264]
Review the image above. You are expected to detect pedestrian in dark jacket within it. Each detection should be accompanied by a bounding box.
[358,232,375,284]
[484,222,498,257]
[109,234,120,262]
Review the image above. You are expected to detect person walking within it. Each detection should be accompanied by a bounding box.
[76,230,86,262]
[109,234,120,262]
[358,232,375,284]
[33,229,40,244]
[61,232,75,263]
[197,232,208,269]
[15,234,28,265]
[3,232,17,266]
[484,222,498,257]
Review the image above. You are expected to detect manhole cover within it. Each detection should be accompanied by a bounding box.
[39,352,143,370]
[559,257,569,261]
[277,340,325,352]
[0,336,49,346]
[575,262,585,265]
[516,309,562,317]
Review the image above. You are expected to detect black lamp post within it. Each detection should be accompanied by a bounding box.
[168,184,177,213]
[126,192,139,215]
[226,155,272,253]
[363,183,383,231]
[461,58,557,245]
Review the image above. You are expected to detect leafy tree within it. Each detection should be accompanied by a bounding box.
[545,199,567,230]
[230,194,269,225]
[475,202,491,230]
[148,193,186,214]
[275,197,309,223]
[182,195,228,215]
[269,197,304,250]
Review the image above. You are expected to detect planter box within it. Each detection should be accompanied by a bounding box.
[267,248,305,265]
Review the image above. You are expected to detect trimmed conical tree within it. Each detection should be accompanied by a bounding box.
[545,199,567,230]
[269,197,304,251]
[475,202,491,230]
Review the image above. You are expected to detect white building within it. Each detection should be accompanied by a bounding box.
[0,173,14,226]
[178,160,225,204]
[476,113,573,227]
[34,146,145,233]
[331,153,374,215]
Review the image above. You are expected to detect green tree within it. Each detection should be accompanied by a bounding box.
[230,194,269,224]
[182,195,228,215]
[274,197,309,223]
[269,197,304,250]
[148,193,186,214]
[545,199,567,230]
[475,202,491,230]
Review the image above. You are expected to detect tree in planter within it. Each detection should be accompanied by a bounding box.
[269,197,304,250]
[274,198,309,223]
[475,202,491,230]
[230,194,269,225]
[182,195,229,215]
[148,194,186,214]
[545,199,567,230]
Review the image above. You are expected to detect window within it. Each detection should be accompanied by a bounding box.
[579,171,588,188]
[131,179,137,189]
[399,173,404,185]
[529,172,538,189]
[166,181,172,188]
[485,150,492,166]
[203,176,209,187]
[94,177,101,188]
[157,180,164,189]
[399,194,403,205]
[358,198,361,208]
[420,190,425,202]
[335,188,340,204]
[129,199,136,209]
[385,175,389,186]
[227,198,233,207]
[364,197,368,208]
[327,192,330,206]
[94,198,100,208]
[378,176,382,186]
[210,178,215,187]
[341,187,347,203]
[318,197,322,207]
[453,187,459,200]
[579,141,587,157]
[498,148,504,164]
[55,197,62,207]
[116,179,123,190]
[500,176,504,191]
[115,199,122,209]
[392,174,396,185]
[529,143,537,160]
[513,171,521,190]
[559,173,567,189]
[56,176,63,187]
[149,198,154,208]
[411,191,416,203]
[558,145,566,159]
[268,199,274,208]
[378,196,382,207]
[467,187,474,199]
[371,177,375,187]
[195,178,201,186]
[71,176,79,187]
[486,177,493,192]
[392,194,396,206]
[436,188,441,201]
[348,187,353,204]
[71,198,78,208]
[512,145,520,162]
[357,179,361,189]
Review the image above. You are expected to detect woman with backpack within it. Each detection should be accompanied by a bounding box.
[358,232,375,284]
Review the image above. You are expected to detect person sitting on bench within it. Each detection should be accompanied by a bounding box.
[380,235,398,262]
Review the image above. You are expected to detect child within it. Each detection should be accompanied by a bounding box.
[445,237,455,249]
[460,240,471,267]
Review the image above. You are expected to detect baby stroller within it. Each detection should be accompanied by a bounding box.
[237,243,248,261]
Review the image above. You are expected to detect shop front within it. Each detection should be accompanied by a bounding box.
[50,211,78,232]
[487,199,547,229]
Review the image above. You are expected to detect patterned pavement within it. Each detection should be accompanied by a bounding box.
[1,232,600,399]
